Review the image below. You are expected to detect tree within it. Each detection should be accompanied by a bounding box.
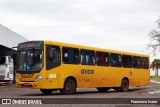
[148,17,160,55]
[151,59,160,76]
[148,17,160,76]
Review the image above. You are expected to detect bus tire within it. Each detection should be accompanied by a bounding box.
[120,79,129,92]
[61,79,76,95]
[97,88,109,92]
[40,89,53,95]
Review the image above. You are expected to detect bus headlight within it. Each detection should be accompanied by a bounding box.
[35,74,44,82]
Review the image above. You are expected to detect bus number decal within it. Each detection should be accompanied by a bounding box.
[81,69,94,74]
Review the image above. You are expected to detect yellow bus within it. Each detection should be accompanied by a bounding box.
[16,41,150,95]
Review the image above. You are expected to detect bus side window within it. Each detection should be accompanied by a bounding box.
[81,50,95,65]
[46,45,61,70]
[122,55,132,68]
[142,57,149,69]
[81,50,86,64]
[110,53,122,67]
[88,51,95,65]
[133,56,142,68]
[62,47,79,64]
[96,52,109,66]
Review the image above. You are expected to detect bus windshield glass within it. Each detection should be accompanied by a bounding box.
[16,42,43,72]
[0,57,6,65]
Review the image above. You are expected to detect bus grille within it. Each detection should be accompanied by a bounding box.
[20,74,33,78]
[9,67,13,74]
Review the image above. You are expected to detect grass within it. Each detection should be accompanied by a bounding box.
[150,76,160,82]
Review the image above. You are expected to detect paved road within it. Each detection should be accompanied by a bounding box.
[0,82,160,107]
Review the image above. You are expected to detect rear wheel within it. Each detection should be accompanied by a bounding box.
[60,79,76,95]
[115,79,129,92]
[120,79,129,92]
[40,89,53,95]
[97,88,109,92]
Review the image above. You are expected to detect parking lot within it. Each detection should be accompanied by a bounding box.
[0,82,160,107]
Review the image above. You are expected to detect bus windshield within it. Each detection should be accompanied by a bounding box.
[16,49,43,72]
[0,57,6,65]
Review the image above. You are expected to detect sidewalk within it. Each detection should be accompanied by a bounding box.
[150,80,160,84]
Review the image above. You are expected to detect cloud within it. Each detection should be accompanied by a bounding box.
[0,0,160,57]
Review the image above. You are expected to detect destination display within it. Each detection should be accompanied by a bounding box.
[18,41,43,50]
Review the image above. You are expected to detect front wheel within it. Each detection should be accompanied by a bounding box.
[60,79,76,95]
[40,89,53,95]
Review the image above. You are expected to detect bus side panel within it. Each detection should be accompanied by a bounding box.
[46,64,84,89]
[95,67,125,88]
[42,62,150,89]
[44,66,63,89]
[92,66,107,87]
[100,67,121,87]
[129,68,150,87]
[59,64,101,88]
[140,69,150,86]
[129,69,141,87]
[79,65,101,88]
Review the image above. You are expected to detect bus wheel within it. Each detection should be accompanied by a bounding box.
[61,79,76,95]
[40,89,53,95]
[120,79,129,92]
[97,88,109,92]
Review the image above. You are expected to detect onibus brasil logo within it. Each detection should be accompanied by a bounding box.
[1,99,42,104]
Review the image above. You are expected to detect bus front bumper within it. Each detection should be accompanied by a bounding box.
[16,79,45,89]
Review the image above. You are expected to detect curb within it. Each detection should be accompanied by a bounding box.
[150,80,160,84]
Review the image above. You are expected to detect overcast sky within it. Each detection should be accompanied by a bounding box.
[0,0,160,60]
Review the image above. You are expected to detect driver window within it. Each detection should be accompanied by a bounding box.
[46,45,61,70]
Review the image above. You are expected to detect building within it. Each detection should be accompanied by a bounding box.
[0,24,28,56]
[0,24,28,83]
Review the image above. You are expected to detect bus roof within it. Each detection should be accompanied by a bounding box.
[43,40,149,57]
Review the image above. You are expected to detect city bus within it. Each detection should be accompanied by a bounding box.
[0,56,14,83]
[16,41,150,95]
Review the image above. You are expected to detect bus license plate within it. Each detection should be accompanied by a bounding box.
[23,83,30,87]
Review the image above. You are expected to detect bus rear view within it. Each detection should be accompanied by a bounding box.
[0,56,13,83]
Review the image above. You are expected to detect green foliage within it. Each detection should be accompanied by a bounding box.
[151,76,160,82]
[151,59,160,68]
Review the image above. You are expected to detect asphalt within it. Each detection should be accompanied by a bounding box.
[0,82,160,107]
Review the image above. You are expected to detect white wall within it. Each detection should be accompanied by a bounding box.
[150,69,160,76]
